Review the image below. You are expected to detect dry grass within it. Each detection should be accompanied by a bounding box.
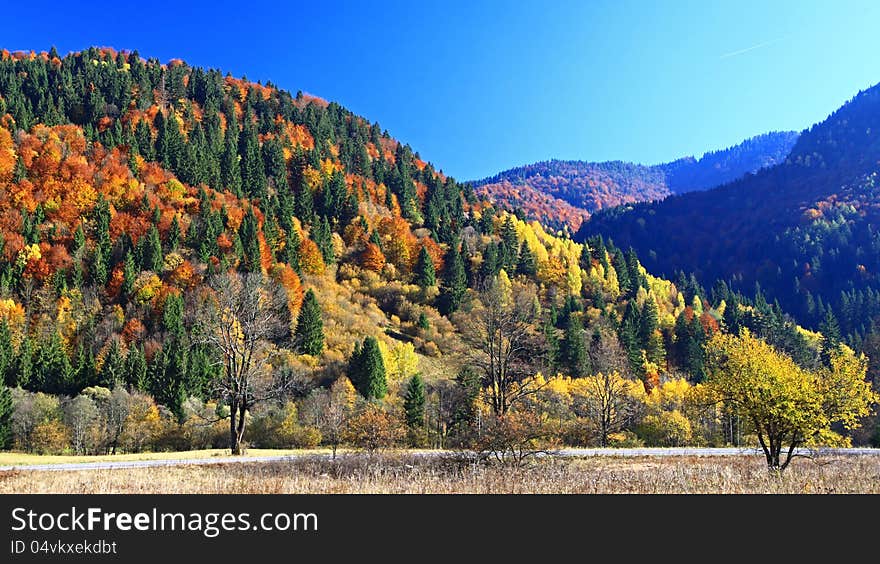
[2,454,879,494]
[0,448,325,467]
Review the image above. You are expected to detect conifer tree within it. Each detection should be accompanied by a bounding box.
[562,315,589,378]
[517,243,537,277]
[439,242,467,315]
[0,321,12,387]
[124,346,148,391]
[296,289,324,356]
[403,374,426,445]
[350,336,387,400]
[0,385,11,449]
[414,246,436,288]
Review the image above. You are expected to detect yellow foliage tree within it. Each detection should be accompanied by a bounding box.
[705,330,877,471]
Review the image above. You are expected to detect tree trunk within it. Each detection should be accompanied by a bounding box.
[230,399,240,455]
[235,403,247,455]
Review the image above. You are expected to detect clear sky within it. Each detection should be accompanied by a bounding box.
[6,1,880,180]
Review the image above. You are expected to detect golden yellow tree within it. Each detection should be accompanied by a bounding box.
[705,330,876,471]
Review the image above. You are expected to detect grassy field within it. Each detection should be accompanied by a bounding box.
[0,448,329,466]
[2,454,879,493]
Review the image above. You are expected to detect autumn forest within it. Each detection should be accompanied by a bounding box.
[0,47,876,475]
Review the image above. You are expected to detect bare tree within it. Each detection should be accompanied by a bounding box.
[573,371,644,447]
[458,276,546,416]
[192,272,294,455]
[301,377,357,459]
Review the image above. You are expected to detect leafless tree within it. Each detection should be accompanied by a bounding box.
[191,272,295,455]
[457,276,546,416]
[573,371,644,447]
[301,377,357,459]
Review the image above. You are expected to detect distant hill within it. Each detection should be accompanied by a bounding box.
[578,82,880,344]
[473,131,798,232]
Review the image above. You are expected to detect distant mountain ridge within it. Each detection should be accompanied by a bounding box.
[473,131,799,232]
[577,82,880,343]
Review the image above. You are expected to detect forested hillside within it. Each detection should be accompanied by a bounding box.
[0,48,870,457]
[473,132,797,232]
[579,83,880,352]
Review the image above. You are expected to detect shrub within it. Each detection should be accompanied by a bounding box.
[637,410,693,447]
[31,420,70,454]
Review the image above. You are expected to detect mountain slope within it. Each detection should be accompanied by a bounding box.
[0,47,854,455]
[474,132,798,232]
[578,83,880,342]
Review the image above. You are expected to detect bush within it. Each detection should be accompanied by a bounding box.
[342,403,404,453]
[560,418,597,447]
[636,410,693,447]
[607,430,644,448]
[474,411,560,466]
[31,420,70,454]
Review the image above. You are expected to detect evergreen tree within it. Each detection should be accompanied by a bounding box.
[141,224,164,272]
[562,315,589,377]
[0,385,11,449]
[611,249,631,296]
[414,246,436,288]
[639,296,665,366]
[417,312,430,331]
[73,343,97,390]
[296,289,324,356]
[220,117,242,195]
[0,321,12,387]
[11,338,32,389]
[403,374,426,444]
[450,366,481,443]
[238,207,263,272]
[100,339,126,388]
[313,216,335,264]
[34,331,72,395]
[516,243,537,277]
[122,252,137,296]
[349,336,387,399]
[285,224,302,273]
[439,242,467,315]
[124,346,148,391]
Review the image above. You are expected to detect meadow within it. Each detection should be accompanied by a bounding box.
[2,454,878,494]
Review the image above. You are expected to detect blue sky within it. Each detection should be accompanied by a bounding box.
[6,1,880,180]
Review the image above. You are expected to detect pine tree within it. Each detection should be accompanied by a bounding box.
[403,374,426,445]
[562,315,589,377]
[350,336,387,400]
[296,289,324,356]
[100,339,125,388]
[141,224,164,272]
[238,207,262,272]
[122,252,137,296]
[285,224,302,274]
[0,385,12,449]
[35,331,72,395]
[517,243,537,277]
[414,246,436,288]
[73,343,97,390]
[220,117,242,195]
[0,321,12,387]
[11,338,32,389]
[439,242,467,315]
[313,216,335,264]
[417,312,430,331]
[124,346,148,391]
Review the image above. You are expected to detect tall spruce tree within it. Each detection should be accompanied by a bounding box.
[349,336,387,400]
[562,315,589,378]
[414,246,436,288]
[403,374,426,445]
[296,289,324,356]
[0,385,12,449]
[439,242,467,315]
